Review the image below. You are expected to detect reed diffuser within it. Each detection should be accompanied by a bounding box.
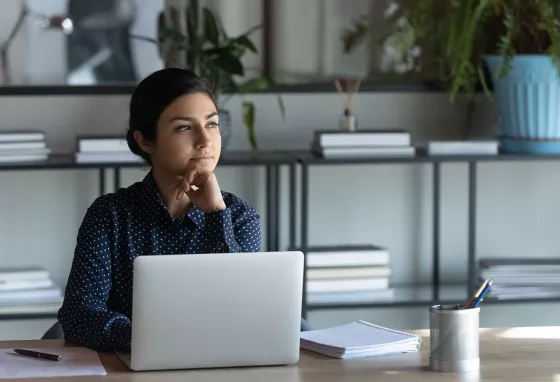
[334,78,361,131]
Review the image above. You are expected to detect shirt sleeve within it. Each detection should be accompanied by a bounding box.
[57,198,131,352]
[205,197,261,253]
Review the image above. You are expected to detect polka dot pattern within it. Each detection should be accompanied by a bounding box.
[57,170,261,352]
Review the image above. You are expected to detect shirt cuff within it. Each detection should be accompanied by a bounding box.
[109,317,132,350]
[205,208,238,252]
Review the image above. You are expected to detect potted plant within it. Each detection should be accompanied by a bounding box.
[343,1,560,154]
[132,6,284,150]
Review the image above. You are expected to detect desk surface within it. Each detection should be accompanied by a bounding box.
[1,327,559,381]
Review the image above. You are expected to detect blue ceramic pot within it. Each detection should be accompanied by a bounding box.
[485,55,560,154]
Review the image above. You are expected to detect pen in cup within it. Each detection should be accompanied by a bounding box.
[13,348,62,361]
[464,279,492,309]
[472,280,492,308]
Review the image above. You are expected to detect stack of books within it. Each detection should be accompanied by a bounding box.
[311,129,414,158]
[478,258,560,300]
[303,245,394,304]
[0,130,50,163]
[0,266,63,315]
[75,135,143,163]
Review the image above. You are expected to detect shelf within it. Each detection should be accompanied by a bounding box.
[292,150,432,165]
[0,150,297,171]
[292,150,560,166]
[0,312,58,321]
[306,284,467,310]
[305,284,560,310]
[3,150,560,170]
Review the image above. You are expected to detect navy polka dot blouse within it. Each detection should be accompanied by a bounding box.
[57,170,261,352]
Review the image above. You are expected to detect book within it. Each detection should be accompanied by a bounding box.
[300,320,421,359]
[314,129,411,147]
[304,245,389,268]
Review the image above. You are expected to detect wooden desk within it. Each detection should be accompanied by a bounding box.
[1,327,559,381]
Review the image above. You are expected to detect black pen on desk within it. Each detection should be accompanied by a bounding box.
[13,348,62,361]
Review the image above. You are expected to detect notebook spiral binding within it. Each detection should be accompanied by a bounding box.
[357,320,417,338]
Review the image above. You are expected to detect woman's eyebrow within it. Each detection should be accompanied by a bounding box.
[169,112,218,122]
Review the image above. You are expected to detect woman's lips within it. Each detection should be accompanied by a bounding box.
[190,156,213,162]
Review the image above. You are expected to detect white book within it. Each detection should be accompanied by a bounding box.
[0,142,46,151]
[0,279,54,291]
[307,277,389,292]
[426,140,498,155]
[75,151,143,163]
[307,267,391,279]
[318,146,415,158]
[0,267,50,282]
[78,137,128,152]
[300,320,421,359]
[0,131,45,142]
[307,251,389,267]
[307,289,395,304]
[0,286,62,303]
[315,130,411,147]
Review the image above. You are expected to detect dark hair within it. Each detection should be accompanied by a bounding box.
[126,68,216,164]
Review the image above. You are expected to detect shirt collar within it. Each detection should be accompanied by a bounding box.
[141,170,206,230]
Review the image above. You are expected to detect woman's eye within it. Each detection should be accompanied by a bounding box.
[207,122,219,128]
[177,125,191,131]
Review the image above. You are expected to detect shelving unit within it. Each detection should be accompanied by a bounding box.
[0,150,298,320]
[5,148,560,321]
[294,150,560,318]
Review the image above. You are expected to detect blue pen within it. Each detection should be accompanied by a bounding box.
[472,280,493,308]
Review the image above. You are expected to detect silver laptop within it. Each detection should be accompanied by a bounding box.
[116,251,304,371]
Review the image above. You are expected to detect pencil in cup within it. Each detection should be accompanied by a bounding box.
[464,279,493,309]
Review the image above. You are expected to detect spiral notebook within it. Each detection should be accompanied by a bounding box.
[300,320,422,359]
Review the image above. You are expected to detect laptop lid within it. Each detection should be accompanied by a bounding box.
[127,251,304,371]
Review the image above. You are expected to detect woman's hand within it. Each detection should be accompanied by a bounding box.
[175,165,226,213]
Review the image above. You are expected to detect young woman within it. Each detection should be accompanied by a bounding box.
[57,68,263,352]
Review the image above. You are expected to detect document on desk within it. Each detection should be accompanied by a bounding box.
[300,320,422,359]
[0,347,107,379]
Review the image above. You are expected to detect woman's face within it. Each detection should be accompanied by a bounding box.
[146,92,221,176]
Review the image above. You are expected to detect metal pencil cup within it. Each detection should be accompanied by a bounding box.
[429,304,480,373]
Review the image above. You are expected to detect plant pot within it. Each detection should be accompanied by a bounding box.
[218,108,231,152]
[485,54,560,154]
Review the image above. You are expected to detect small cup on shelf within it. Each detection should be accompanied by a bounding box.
[429,304,480,373]
[339,108,357,131]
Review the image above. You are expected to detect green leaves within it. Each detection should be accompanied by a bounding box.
[379,0,560,102]
[237,77,273,93]
[213,51,244,76]
[495,7,517,78]
[203,8,219,46]
[235,36,257,52]
[242,102,257,150]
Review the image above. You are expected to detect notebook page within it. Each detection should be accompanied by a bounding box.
[300,321,420,351]
[0,347,106,379]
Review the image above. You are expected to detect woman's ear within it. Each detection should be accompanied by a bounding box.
[133,130,154,154]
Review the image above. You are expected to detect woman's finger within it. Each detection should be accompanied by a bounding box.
[186,166,199,185]
[176,179,185,200]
